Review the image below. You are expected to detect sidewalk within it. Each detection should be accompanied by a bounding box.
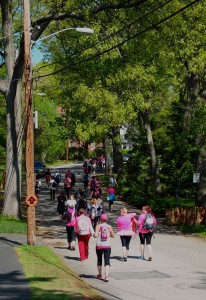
[0,234,32,300]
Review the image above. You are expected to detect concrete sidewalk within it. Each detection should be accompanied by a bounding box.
[0,234,31,300]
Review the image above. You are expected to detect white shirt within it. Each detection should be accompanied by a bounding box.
[66,199,77,208]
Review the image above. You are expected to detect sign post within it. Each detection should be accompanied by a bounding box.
[193,172,200,224]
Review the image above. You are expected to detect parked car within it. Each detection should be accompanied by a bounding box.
[123,154,131,162]
[34,160,46,177]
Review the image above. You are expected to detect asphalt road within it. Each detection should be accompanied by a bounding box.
[35,162,206,300]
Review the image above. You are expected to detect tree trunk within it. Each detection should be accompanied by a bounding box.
[103,137,111,175]
[1,0,23,218]
[2,82,23,218]
[84,140,89,158]
[112,126,124,175]
[139,109,162,194]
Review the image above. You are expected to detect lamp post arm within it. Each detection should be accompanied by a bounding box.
[32,27,94,44]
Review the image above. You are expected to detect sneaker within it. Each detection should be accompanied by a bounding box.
[71,247,76,251]
[68,246,71,250]
[138,256,144,260]
[148,257,152,261]
[123,257,127,261]
[97,274,102,279]
[105,276,109,282]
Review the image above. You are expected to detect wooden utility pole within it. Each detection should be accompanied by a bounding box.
[24,0,36,245]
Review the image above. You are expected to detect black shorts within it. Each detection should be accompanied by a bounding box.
[66,226,76,243]
[139,231,153,245]
[96,248,111,266]
[120,236,132,250]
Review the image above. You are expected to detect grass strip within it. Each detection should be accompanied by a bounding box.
[178,224,206,237]
[16,245,104,300]
[0,216,27,233]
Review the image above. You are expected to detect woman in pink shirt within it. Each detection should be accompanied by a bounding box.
[116,207,136,261]
[64,207,76,250]
[137,205,157,261]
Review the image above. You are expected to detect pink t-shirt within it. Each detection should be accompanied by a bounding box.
[64,177,71,187]
[116,213,136,236]
[66,208,76,226]
[108,187,115,195]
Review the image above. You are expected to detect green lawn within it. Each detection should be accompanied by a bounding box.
[178,224,206,237]
[0,216,27,233]
[16,245,104,300]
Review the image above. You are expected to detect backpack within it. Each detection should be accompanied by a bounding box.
[90,205,97,219]
[78,217,89,234]
[52,181,57,188]
[108,194,115,201]
[57,200,65,211]
[90,179,96,188]
[143,214,155,230]
[55,174,61,181]
[78,198,86,209]
[64,210,75,223]
[100,225,109,241]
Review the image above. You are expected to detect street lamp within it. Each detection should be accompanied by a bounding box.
[32,27,94,44]
[24,0,94,245]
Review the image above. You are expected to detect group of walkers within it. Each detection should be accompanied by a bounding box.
[35,164,157,283]
[82,156,105,176]
[61,196,156,283]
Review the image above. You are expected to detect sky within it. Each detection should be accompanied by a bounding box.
[32,47,44,65]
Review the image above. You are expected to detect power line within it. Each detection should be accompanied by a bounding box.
[33,0,201,80]
[33,0,174,74]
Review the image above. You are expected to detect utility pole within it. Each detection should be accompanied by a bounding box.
[24,0,37,245]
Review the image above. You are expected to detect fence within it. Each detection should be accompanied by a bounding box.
[166,207,206,225]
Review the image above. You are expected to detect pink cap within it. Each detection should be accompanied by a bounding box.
[100,214,108,221]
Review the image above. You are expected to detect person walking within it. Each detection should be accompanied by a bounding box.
[82,161,88,175]
[109,175,118,188]
[107,185,116,212]
[64,175,72,199]
[45,168,51,189]
[63,207,76,250]
[75,208,94,261]
[96,194,104,223]
[87,197,99,230]
[57,192,66,222]
[136,205,157,261]
[49,176,57,200]
[83,173,89,191]
[116,207,136,261]
[35,177,41,199]
[65,193,77,212]
[70,171,76,190]
[94,214,115,282]
[75,189,87,213]
[54,170,61,189]
[88,176,97,197]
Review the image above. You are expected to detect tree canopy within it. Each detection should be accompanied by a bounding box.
[1,0,206,218]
